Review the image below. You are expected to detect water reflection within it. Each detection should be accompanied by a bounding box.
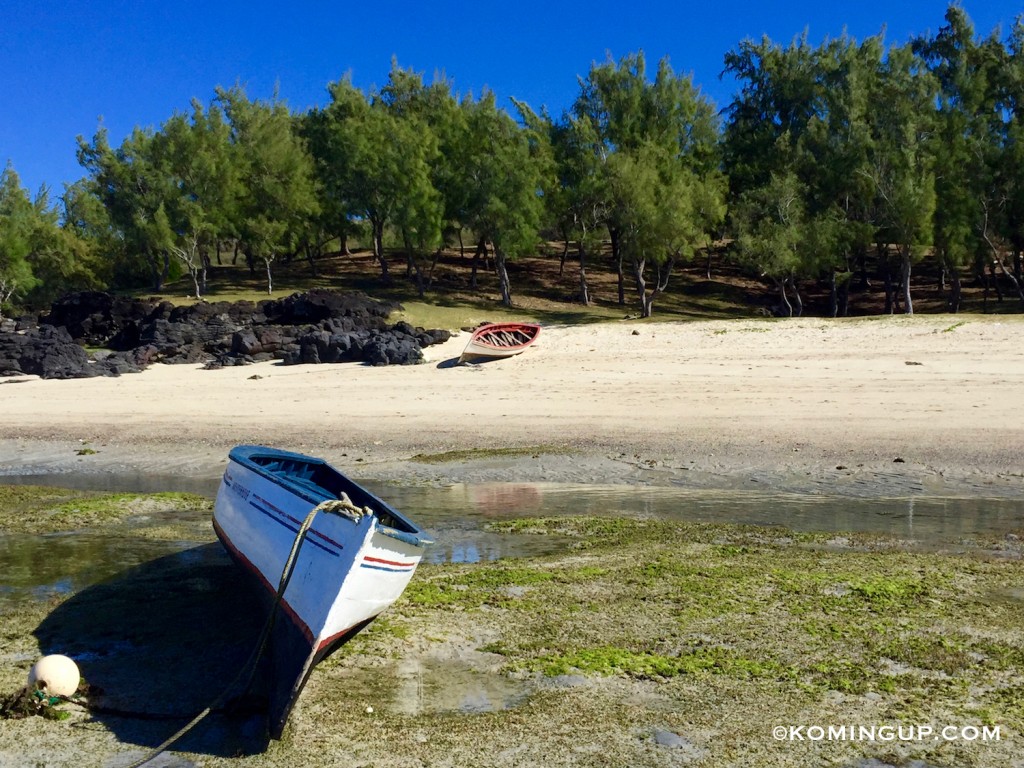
[7,474,1023,546]
[371,482,1024,550]
[0,533,195,611]
[3,475,1023,611]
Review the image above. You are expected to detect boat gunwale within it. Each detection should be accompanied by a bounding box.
[226,445,433,548]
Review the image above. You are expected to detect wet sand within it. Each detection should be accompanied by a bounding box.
[1,315,1023,498]
[0,501,1021,768]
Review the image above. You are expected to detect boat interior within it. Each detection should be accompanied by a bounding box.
[247,454,413,532]
[479,327,535,347]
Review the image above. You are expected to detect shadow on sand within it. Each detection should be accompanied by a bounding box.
[34,543,273,758]
[437,357,504,369]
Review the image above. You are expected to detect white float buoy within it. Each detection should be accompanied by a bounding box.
[27,655,80,697]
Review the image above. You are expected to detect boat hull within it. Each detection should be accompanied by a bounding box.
[213,446,431,737]
[458,322,540,363]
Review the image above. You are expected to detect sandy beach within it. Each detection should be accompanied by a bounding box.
[0,315,1022,496]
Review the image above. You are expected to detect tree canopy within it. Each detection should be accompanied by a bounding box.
[4,5,1024,319]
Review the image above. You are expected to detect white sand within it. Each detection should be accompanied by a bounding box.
[1,315,1022,491]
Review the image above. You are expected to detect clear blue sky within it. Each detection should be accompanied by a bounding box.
[2,0,1021,197]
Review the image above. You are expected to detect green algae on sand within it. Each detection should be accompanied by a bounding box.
[0,484,211,534]
[1,495,1022,767]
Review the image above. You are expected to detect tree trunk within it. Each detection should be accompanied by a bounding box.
[978,257,990,313]
[979,203,1023,303]
[705,247,713,279]
[373,221,388,279]
[470,237,486,290]
[857,246,870,290]
[372,221,383,262]
[949,270,961,313]
[160,252,170,291]
[829,271,838,318]
[559,237,570,277]
[788,277,803,317]
[775,277,792,317]
[630,256,661,318]
[305,243,318,277]
[413,259,426,298]
[187,267,201,300]
[427,249,441,290]
[578,242,590,306]
[146,250,163,292]
[264,255,274,295]
[642,257,674,318]
[340,232,351,256]
[0,281,14,320]
[1014,249,1022,285]
[901,250,913,315]
[838,273,850,317]
[402,235,425,298]
[495,250,512,306]
[882,260,894,314]
[990,253,1024,304]
[990,261,1003,302]
[610,228,625,305]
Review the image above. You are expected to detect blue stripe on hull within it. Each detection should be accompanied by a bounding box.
[246,499,342,557]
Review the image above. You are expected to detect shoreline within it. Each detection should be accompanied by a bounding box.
[3,435,1024,501]
[1,316,1023,499]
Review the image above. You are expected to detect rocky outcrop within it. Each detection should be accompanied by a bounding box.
[0,325,141,379]
[0,290,451,379]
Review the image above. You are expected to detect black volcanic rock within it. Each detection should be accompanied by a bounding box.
[0,326,96,379]
[1,289,449,378]
[43,291,163,347]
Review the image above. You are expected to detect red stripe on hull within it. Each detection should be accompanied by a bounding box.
[316,623,360,653]
[213,518,316,646]
[362,555,416,568]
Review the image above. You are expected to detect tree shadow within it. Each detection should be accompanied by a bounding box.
[34,543,272,757]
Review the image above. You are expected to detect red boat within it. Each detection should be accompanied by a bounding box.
[458,322,541,363]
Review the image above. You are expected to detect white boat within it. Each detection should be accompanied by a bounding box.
[213,445,432,738]
[458,322,541,363]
